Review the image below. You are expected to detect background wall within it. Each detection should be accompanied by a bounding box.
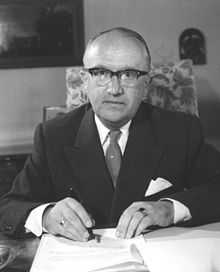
[84,0,220,149]
[0,67,67,154]
[0,0,220,154]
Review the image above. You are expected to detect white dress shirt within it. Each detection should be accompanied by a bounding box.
[25,115,191,236]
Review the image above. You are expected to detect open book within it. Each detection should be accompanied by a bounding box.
[30,228,149,272]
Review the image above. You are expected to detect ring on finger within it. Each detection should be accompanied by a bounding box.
[138,207,148,216]
[60,218,67,226]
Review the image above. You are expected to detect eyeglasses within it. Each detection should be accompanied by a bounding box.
[84,67,149,87]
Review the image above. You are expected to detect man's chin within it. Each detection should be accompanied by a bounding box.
[102,111,125,121]
[99,113,129,129]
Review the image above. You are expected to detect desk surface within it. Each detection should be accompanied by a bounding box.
[1,222,220,272]
[0,143,33,157]
[0,234,40,272]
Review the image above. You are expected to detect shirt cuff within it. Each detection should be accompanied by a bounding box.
[24,203,52,237]
[161,198,192,224]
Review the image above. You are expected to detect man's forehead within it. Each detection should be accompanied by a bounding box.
[86,42,139,58]
[84,34,148,68]
[88,32,144,54]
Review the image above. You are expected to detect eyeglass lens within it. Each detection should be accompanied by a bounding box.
[88,68,147,86]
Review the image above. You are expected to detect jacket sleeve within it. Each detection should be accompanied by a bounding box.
[169,115,220,226]
[0,123,54,236]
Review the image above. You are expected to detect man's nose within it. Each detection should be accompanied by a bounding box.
[107,75,123,95]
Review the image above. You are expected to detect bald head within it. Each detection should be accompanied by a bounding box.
[81,27,151,129]
[83,27,151,70]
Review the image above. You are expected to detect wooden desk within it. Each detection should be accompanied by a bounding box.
[1,222,220,272]
[0,233,40,272]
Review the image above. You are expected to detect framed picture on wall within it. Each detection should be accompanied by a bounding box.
[0,0,84,69]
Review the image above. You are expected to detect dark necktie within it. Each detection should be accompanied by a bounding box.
[105,130,122,187]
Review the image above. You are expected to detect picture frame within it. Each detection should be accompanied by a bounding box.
[43,105,69,122]
[0,0,84,69]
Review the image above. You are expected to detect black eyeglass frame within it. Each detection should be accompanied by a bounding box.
[84,67,149,80]
[83,67,150,79]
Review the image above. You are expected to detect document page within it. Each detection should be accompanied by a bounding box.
[30,228,149,272]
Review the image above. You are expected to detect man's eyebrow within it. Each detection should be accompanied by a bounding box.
[90,65,107,69]
[89,66,138,71]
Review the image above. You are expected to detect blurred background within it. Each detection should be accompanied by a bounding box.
[0,0,219,158]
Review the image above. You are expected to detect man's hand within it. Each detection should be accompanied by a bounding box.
[43,197,95,241]
[116,201,174,239]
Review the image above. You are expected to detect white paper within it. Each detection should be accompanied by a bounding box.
[140,224,220,272]
[140,237,220,272]
[30,229,148,272]
[31,223,220,272]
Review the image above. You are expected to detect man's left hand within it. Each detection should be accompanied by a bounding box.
[116,201,174,239]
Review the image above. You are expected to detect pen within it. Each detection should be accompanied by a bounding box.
[69,187,83,203]
[69,187,95,240]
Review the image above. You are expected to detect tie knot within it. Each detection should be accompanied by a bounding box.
[109,130,121,143]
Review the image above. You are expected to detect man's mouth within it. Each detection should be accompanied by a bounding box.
[103,100,124,104]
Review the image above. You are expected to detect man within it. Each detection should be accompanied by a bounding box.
[0,27,220,242]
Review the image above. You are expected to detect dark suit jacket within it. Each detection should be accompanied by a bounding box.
[1,103,220,236]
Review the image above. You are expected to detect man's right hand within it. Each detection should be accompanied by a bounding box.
[42,197,95,241]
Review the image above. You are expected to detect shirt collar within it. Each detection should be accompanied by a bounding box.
[94,114,131,145]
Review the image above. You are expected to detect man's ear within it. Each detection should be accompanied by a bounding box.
[142,81,148,100]
[146,70,153,86]
[145,80,149,88]
[142,75,152,101]
[80,69,87,82]
[144,76,151,89]
[80,70,89,92]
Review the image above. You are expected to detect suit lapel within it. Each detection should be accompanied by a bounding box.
[109,105,166,222]
[64,108,114,224]
[63,105,166,225]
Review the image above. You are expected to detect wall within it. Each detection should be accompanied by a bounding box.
[0,67,67,154]
[84,0,220,149]
[0,0,220,154]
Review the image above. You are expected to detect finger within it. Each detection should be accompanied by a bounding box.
[62,210,90,240]
[135,215,153,237]
[67,198,94,228]
[57,221,86,241]
[90,215,96,227]
[57,198,93,235]
[57,202,90,238]
[43,199,90,240]
[116,211,132,239]
[116,203,143,238]
[48,201,89,241]
[46,211,85,241]
[134,203,173,236]
[124,209,147,239]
